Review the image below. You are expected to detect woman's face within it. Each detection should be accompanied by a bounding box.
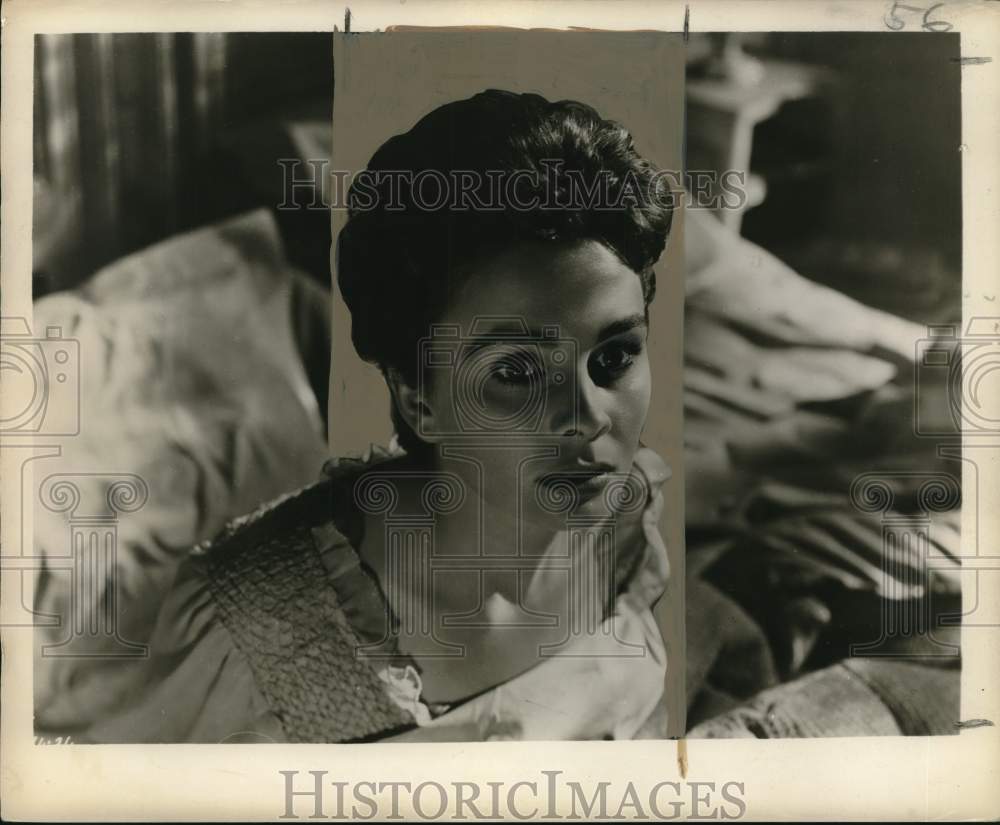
[417,239,652,518]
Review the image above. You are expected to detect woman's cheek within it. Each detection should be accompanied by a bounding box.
[616,359,652,443]
[633,357,654,425]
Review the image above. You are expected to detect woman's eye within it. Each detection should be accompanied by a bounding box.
[592,340,641,380]
[489,356,539,385]
[492,365,528,383]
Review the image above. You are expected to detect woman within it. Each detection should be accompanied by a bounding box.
[88,89,675,743]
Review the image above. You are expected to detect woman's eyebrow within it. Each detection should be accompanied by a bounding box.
[595,313,648,343]
[468,313,647,344]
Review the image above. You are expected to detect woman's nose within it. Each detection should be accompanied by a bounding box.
[552,372,612,441]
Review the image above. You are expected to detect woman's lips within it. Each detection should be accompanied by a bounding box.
[571,477,611,502]
[538,464,617,501]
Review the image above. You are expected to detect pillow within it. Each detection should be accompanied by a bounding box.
[32,209,329,735]
[684,206,924,362]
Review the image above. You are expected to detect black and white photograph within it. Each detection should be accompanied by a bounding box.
[27,29,688,744]
[3,1,998,820]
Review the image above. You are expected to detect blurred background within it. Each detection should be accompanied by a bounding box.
[30,34,338,737]
[682,31,964,736]
[686,31,962,325]
[32,32,334,297]
[33,31,962,326]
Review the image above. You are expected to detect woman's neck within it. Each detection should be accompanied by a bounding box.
[357,445,575,615]
[352,445,625,703]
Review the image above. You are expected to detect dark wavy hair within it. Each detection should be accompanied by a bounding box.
[336,89,674,454]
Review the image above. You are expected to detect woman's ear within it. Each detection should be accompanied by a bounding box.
[385,367,441,443]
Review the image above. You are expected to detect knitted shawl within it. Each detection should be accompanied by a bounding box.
[197,475,415,743]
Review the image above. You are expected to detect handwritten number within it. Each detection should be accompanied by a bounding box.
[885,1,953,32]
[922,3,954,32]
[885,1,907,30]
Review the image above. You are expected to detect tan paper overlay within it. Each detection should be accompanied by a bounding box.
[326,27,687,742]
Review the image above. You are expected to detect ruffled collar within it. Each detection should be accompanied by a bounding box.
[313,442,450,722]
